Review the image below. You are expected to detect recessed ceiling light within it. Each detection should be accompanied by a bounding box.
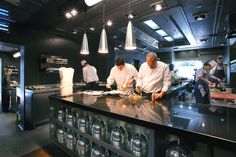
[156,29,168,36]
[13,52,21,58]
[164,36,174,42]
[196,4,203,9]
[70,9,78,16]
[85,0,103,7]
[72,29,78,34]
[149,1,166,11]
[65,12,72,19]
[106,20,112,26]
[89,27,95,31]
[155,4,162,11]
[144,20,160,30]
[199,38,208,43]
[193,12,207,21]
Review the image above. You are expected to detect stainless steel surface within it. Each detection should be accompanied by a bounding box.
[130,133,148,157]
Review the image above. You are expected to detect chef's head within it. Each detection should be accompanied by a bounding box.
[115,57,125,71]
[146,52,157,69]
[203,61,213,72]
[217,55,224,64]
[81,60,87,67]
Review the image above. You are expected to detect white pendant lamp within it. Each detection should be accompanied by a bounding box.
[80,33,89,54]
[98,0,108,53]
[80,11,89,55]
[125,0,136,50]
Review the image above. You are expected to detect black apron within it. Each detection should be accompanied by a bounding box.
[213,68,225,80]
[194,73,210,104]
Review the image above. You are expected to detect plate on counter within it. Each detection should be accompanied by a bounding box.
[82,91,104,96]
[103,90,122,95]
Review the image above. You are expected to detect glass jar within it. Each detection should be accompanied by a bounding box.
[57,110,63,122]
[76,137,90,157]
[66,114,74,127]
[77,115,90,133]
[66,133,74,150]
[130,133,148,157]
[56,129,64,144]
[91,120,106,139]
[90,146,108,157]
[110,126,127,148]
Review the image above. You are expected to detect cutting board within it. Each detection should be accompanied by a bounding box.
[211,92,236,101]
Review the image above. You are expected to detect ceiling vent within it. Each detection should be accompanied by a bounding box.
[193,12,207,21]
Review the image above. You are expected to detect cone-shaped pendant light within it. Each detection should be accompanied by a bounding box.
[80,33,89,54]
[125,0,136,50]
[80,11,89,55]
[98,28,108,53]
[98,0,108,53]
[125,21,136,50]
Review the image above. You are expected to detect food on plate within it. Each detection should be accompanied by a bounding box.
[211,88,221,93]
[129,93,142,100]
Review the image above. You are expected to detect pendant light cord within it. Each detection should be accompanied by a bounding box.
[129,0,131,14]
[103,0,106,27]
[84,11,87,33]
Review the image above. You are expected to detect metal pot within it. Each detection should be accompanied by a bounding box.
[90,146,107,157]
[76,137,90,156]
[130,133,148,157]
[110,126,127,148]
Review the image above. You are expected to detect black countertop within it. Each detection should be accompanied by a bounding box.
[50,93,236,148]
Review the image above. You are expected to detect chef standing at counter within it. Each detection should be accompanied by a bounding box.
[136,52,171,100]
[81,60,99,90]
[106,57,138,95]
[194,61,217,104]
[2,68,12,112]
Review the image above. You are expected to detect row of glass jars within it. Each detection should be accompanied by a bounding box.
[56,127,121,157]
[55,108,149,157]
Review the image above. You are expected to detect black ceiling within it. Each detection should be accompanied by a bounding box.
[1,0,236,52]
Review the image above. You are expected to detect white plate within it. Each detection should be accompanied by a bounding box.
[104,90,122,95]
[82,91,103,96]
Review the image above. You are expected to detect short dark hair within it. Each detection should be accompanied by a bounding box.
[203,61,210,66]
[115,57,125,66]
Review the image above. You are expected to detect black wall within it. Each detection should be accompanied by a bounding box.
[0,25,113,85]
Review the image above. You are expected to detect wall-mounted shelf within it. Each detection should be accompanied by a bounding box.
[41,55,68,73]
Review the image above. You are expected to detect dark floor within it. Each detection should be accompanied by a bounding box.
[0,105,50,157]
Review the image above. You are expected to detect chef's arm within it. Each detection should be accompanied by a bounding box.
[161,66,171,93]
[199,76,213,85]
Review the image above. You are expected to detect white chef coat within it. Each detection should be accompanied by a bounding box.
[83,65,99,83]
[107,63,138,95]
[136,61,171,93]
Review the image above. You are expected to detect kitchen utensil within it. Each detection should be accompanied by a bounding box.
[130,133,148,156]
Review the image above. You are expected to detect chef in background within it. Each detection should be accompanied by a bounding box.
[2,68,12,112]
[81,60,99,90]
[194,60,217,104]
[136,52,171,100]
[210,55,227,83]
[106,57,138,95]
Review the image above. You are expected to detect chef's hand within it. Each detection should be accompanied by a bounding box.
[152,91,165,100]
[106,84,112,91]
[135,86,142,94]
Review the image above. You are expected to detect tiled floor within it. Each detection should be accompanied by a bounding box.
[0,106,50,157]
